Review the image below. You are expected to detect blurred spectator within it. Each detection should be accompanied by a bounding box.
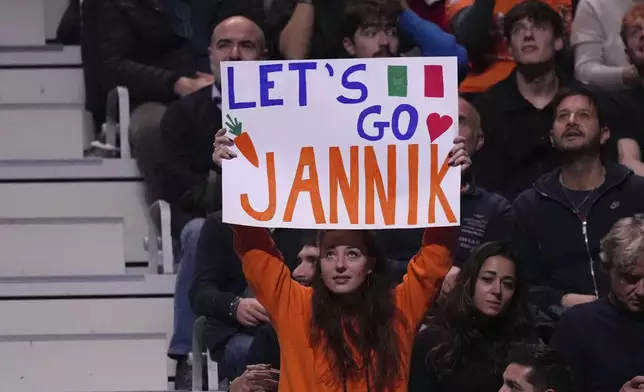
[472,1,580,200]
[341,0,469,79]
[95,0,213,194]
[572,0,638,89]
[611,4,644,176]
[500,343,575,392]
[156,13,266,388]
[447,0,574,94]
[190,210,306,383]
[379,98,513,283]
[408,0,449,29]
[409,242,535,392]
[266,0,346,59]
[266,0,468,71]
[513,88,644,326]
[551,215,644,392]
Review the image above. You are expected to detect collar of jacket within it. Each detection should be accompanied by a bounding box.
[532,162,632,206]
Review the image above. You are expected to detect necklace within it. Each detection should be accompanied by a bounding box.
[561,186,596,215]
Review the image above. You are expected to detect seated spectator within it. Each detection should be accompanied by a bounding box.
[95,0,214,192]
[552,215,644,392]
[571,0,638,89]
[379,97,513,284]
[156,12,266,387]
[500,343,575,392]
[472,0,579,200]
[611,4,644,176]
[514,88,644,324]
[267,0,468,74]
[341,0,469,79]
[408,241,535,392]
[190,211,305,383]
[447,0,574,94]
[227,233,319,392]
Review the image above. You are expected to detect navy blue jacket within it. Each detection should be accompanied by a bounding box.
[513,163,644,312]
[379,182,513,270]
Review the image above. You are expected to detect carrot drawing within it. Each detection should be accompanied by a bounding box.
[225,114,259,168]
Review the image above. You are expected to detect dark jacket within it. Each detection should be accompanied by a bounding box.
[190,212,304,357]
[96,0,197,108]
[244,324,281,370]
[513,163,644,313]
[157,86,221,236]
[379,180,513,270]
[408,326,507,392]
[551,298,644,392]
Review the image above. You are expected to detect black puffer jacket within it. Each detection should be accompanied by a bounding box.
[96,0,197,107]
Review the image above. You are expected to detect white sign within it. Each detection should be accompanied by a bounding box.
[221,57,460,229]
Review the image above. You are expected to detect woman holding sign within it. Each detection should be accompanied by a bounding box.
[214,133,470,392]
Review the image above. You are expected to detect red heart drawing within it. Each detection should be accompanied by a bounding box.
[426,113,453,142]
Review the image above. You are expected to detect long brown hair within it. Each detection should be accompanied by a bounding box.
[310,230,409,392]
[426,241,534,380]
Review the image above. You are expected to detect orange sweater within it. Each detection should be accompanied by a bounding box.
[232,226,453,392]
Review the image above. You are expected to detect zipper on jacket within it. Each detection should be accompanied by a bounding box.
[534,188,611,299]
[581,220,600,298]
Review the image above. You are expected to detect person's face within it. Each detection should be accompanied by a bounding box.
[610,258,644,312]
[500,364,544,392]
[508,17,563,65]
[458,98,484,157]
[343,23,399,58]
[473,256,516,317]
[209,16,266,85]
[320,231,372,294]
[292,245,319,287]
[624,17,644,68]
[550,95,609,154]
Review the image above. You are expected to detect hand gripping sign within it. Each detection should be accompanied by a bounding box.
[221,57,460,229]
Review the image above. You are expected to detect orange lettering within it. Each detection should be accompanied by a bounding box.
[407,144,419,225]
[329,146,359,224]
[241,152,276,221]
[283,147,326,223]
[365,145,396,225]
[428,144,456,224]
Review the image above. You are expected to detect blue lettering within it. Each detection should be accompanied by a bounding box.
[337,64,368,104]
[391,104,418,141]
[259,64,284,107]
[357,105,387,141]
[227,67,256,109]
[289,62,317,107]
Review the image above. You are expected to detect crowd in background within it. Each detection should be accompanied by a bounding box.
[55,0,644,390]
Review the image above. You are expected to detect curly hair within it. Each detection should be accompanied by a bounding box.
[426,241,534,380]
[309,230,408,392]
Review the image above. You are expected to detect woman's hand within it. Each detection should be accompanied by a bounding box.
[212,128,237,167]
[448,136,471,172]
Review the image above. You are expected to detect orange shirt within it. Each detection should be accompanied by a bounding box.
[447,0,573,93]
[232,225,452,392]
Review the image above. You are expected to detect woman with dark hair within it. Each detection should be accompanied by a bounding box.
[226,138,470,392]
[408,241,535,392]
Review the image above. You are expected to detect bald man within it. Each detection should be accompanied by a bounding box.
[156,15,266,389]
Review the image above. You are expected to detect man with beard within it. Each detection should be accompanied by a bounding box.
[341,0,469,80]
[472,1,586,201]
[552,215,644,392]
[513,87,644,321]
